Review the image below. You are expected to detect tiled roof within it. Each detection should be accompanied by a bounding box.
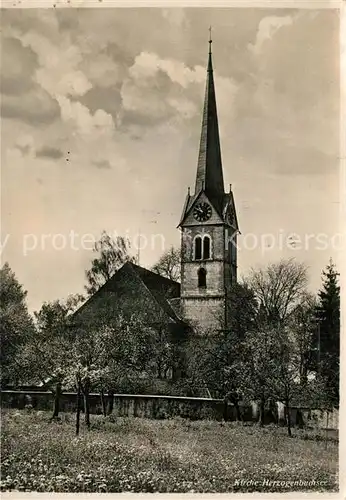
[72,262,186,326]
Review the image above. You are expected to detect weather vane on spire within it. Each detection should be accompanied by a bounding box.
[208,25,212,53]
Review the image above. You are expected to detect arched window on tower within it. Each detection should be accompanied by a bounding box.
[194,236,202,260]
[203,235,211,259]
[198,267,207,288]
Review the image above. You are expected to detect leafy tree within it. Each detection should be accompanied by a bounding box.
[35,294,84,333]
[16,295,83,418]
[239,324,303,436]
[0,263,35,386]
[268,327,299,437]
[239,326,278,427]
[288,293,318,386]
[67,309,161,434]
[226,282,258,338]
[181,284,258,401]
[248,258,308,325]
[85,231,135,295]
[151,246,181,282]
[207,286,257,396]
[68,286,188,430]
[264,323,332,436]
[314,260,340,405]
[179,334,217,397]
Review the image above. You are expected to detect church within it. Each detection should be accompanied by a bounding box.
[74,37,239,337]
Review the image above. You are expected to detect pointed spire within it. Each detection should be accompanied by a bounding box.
[195,28,224,204]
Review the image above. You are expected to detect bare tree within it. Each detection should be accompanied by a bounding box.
[85,231,136,295]
[248,258,308,325]
[151,246,181,282]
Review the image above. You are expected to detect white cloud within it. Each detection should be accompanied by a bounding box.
[121,78,170,120]
[37,67,92,98]
[249,16,293,55]
[129,51,205,88]
[123,51,237,129]
[19,31,91,96]
[167,97,197,120]
[12,26,117,150]
[82,54,122,89]
[57,96,114,137]
[122,52,204,122]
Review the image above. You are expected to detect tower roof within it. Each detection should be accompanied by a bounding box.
[195,31,224,207]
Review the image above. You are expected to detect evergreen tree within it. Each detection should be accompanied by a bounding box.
[315,260,340,405]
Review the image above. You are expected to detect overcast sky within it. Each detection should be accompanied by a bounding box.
[1,7,340,311]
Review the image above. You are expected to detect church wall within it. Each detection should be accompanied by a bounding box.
[181,225,225,263]
[181,297,225,333]
[180,222,228,332]
[181,260,225,296]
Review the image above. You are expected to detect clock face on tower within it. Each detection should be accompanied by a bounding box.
[193,202,212,222]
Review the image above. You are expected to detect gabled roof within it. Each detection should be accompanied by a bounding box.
[228,188,240,231]
[178,189,238,228]
[72,262,186,326]
[222,189,240,232]
[178,188,222,226]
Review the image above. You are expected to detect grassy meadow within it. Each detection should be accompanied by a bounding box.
[1,409,338,493]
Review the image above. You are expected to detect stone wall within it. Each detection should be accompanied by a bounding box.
[0,390,338,430]
[1,391,228,420]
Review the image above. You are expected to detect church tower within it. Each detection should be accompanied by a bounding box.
[178,33,239,333]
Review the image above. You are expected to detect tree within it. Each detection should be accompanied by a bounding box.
[151,246,181,282]
[269,327,299,437]
[85,231,135,295]
[67,309,161,433]
[248,258,308,325]
[240,262,320,434]
[16,295,83,418]
[203,284,258,396]
[180,283,259,405]
[35,294,84,333]
[239,323,303,436]
[239,326,279,427]
[226,282,258,338]
[291,293,319,385]
[315,260,340,405]
[0,263,35,386]
[179,334,217,397]
[68,283,188,429]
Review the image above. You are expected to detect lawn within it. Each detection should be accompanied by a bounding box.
[1,409,338,493]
